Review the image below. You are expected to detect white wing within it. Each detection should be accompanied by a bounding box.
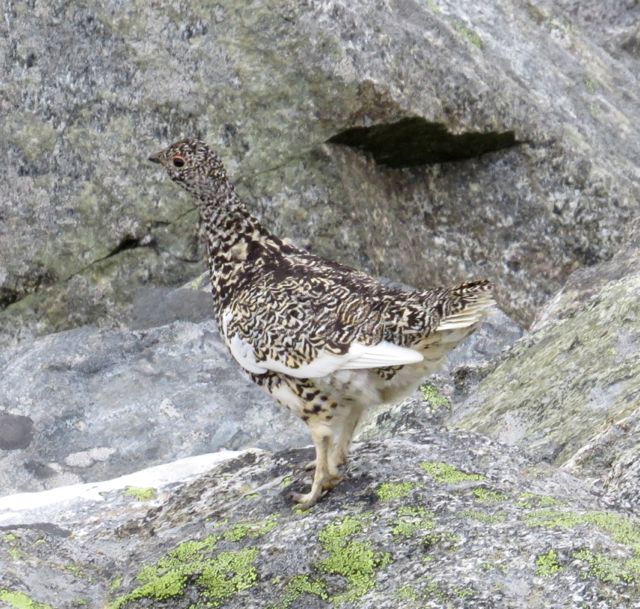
[228,334,423,379]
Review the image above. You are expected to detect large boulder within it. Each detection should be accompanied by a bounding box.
[452,243,640,514]
[2,0,640,346]
[1,426,639,609]
[0,294,310,496]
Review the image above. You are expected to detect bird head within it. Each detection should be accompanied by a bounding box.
[148,138,228,199]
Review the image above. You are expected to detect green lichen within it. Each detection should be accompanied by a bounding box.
[525,509,640,551]
[473,488,507,503]
[124,486,157,501]
[3,533,25,561]
[197,548,259,604]
[0,590,53,609]
[453,21,483,49]
[392,506,435,538]
[280,475,294,488]
[518,492,561,508]
[573,549,640,584]
[397,584,419,601]
[318,515,392,602]
[108,517,271,609]
[376,481,415,502]
[224,515,279,542]
[419,383,449,409]
[109,577,123,593]
[420,461,485,484]
[536,549,562,577]
[584,78,598,94]
[423,531,459,552]
[271,574,328,609]
[526,2,547,24]
[526,509,640,584]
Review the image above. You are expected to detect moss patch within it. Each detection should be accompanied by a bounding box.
[0,590,53,609]
[420,461,485,484]
[536,549,562,577]
[124,486,157,501]
[376,481,415,502]
[317,515,392,602]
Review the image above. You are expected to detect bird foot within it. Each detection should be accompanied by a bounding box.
[289,490,323,509]
[304,459,316,472]
[289,474,343,509]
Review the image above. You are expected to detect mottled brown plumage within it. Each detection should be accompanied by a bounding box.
[149,138,494,507]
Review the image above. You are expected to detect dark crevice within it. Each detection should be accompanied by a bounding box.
[0,287,20,310]
[327,116,520,167]
[104,235,146,260]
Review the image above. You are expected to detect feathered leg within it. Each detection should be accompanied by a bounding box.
[291,422,334,508]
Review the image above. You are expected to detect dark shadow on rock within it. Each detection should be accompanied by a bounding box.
[327,116,519,167]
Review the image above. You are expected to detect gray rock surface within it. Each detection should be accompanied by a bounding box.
[2,0,640,346]
[1,427,639,609]
[452,242,640,515]
[552,0,640,72]
[0,311,309,497]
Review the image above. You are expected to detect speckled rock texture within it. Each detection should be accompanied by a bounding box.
[2,1,640,607]
[0,296,311,497]
[2,0,640,347]
[2,427,640,609]
[453,243,640,515]
[552,0,640,73]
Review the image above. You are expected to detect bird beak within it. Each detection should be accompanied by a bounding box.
[148,152,162,164]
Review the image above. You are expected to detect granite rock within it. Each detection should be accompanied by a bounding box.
[0,310,309,497]
[2,0,640,346]
[2,426,639,609]
[452,243,640,515]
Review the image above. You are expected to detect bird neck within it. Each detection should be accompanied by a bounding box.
[195,183,282,311]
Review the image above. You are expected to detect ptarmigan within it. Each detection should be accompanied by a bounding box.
[149,138,494,508]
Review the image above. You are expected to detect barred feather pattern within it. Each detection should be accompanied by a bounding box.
[149,138,494,507]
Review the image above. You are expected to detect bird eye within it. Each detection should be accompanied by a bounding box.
[172,155,185,168]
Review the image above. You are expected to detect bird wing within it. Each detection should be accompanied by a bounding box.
[227,333,423,378]
[221,279,424,379]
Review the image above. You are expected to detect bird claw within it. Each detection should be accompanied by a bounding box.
[289,491,320,509]
[288,475,343,509]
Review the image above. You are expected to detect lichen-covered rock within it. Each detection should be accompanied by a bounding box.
[0,310,309,497]
[1,427,639,609]
[452,243,640,515]
[358,307,524,440]
[2,0,640,345]
[552,0,640,70]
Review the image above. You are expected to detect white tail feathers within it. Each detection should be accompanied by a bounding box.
[436,294,495,332]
